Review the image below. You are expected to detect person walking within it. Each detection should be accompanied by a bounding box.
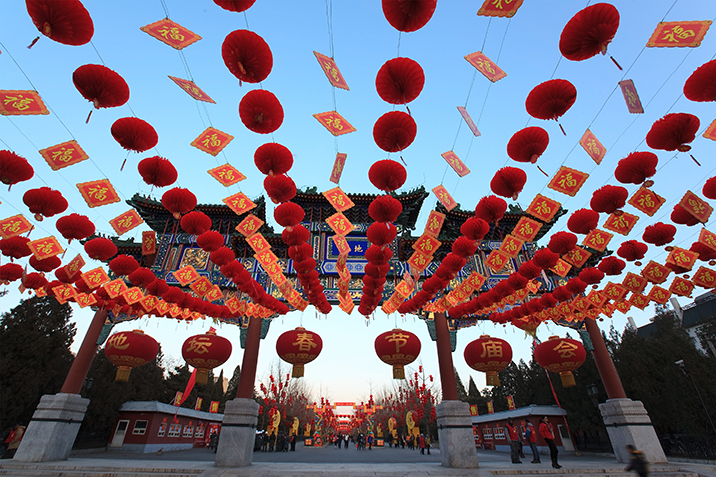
[505,418,522,464]
[539,416,561,469]
[367,434,374,450]
[290,434,296,452]
[525,420,541,463]
[625,445,649,477]
[268,431,276,452]
[344,434,350,449]
[419,434,425,455]
[425,434,431,455]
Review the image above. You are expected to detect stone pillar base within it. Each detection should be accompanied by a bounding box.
[13,393,89,462]
[599,398,667,464]
[215,398,258,467]
[436,401,479,468]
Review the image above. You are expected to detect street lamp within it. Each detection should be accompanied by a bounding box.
[586,384,600,408]
[675,359,716,436]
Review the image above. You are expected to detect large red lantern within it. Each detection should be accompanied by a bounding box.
[276,327,323,378]
[182,329,232,385]
[464,335,512,386]
[534,335,587,387]
[104,330,159,382]
[374,329,421,379]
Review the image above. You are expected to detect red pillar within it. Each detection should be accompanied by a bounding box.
[61,308,108,394]
[236,316,262,399]
[585,318,627,399]
[434,312,458,401]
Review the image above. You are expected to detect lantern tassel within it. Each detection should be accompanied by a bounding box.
[486,371,501,387]
[392,364,405,380]
[27,36,40,49]
[115,366,132,382]
[559,371,576,387]
[399,155,407,167]
[195,368,209,385]
[537,165,549,177]
[292,364,304,378]
[690,154,701,166]
[610,56,623,71]
[558,122,566,136]
[86,109,93,124]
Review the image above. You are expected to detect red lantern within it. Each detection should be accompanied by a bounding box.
[559,3,620,61]
[373,111,417,153]
[534,335,586,387]
[643,222,676,246]
[128,267,156,288]
[369,160,407,192]
[507,127,549,164]
[274,202,305,228]
[490,167,527,200]
[222,30,273,84]
[617,240,648,264]
[161,187,197,219]
[382,0,437,32]
[646,113,699,152]
[590,185,627,214]
[548,231,578,255]
[109,254,139,276]
[26,0,94,46]
[525,79,577,121]
[684,59,716,103]
[239,89,284,134]
[598,256,625,276]
[182,330,232,385]
[23,187,68,221]
[180,211,212,236]
[214,0,256,13]
[84,237,118,261]
[703,177,716,200]
[196,230,225,252]
[464,335,512,386]
[0,150,34,189]
[73,64,130,115]
[0,263,24,284]
[276,327,323,378]
[56,213,95,243]
[104,330,159,382]
[111,117,158,153]
[374,329,421,379]
[568,208,599,235]
[254,143,293,175]
[614,152,658,185]
[29,255,61,272]
[138,156,177,188]
[475,195,507,223]
[0,236,32,260]
[375,57,425,105]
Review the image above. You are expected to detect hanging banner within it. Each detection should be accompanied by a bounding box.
[582,229,613,252]
[628,187,665,217]
[526,194,561,222]
[168,76,215,103]
[641,260,671,285]
[704,120,716,141]
[194,397,203,411]
[670,277,694,297]
[28,236,63,260]
[579,129,607,165]
[235,214,264,237]
[142,231,156,255]
[547,166,589,197]
[618,80,644,114]
[603,211,639,236]
[210,401,220,413]
[314,51,349,90]
[64,254,85,279]
[647,285,671,304]
[192,127,234,156]
[329,153,347,184]
[0,214,33,239]
[109,210,144,236]
[313,111,356,136]
[208,163,245,186]
[464,51,507,82]
[0,90,49,116]
[140,18,202,50]
[623,272,648,294]
[486,401,494,413]
[442,151,471,177]
[666,247,699,271]
[456,106,481,136]
[477,0,524,18]
[646,20,712,48]
[77,179,121,208]
[323,187,354,212]
[424,210,446,238]
[432,185,458,211]
[222,192,256,215]
[39,140,89,170]
[506,395,515,410]
[679,191,713,224]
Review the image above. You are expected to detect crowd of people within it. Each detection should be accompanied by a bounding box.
[254,430,297,452]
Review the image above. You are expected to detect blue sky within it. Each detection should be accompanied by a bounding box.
[1,1,715,403]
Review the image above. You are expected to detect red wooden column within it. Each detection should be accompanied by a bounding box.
[61,308,108,394]
[585,317,627,399]
[433,312,458,401]
[236,316,262,399]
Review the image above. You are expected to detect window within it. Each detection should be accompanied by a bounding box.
[183,425,194,438]
[168,424,181,437]
[157,423,166,437]
[132,420,148,435]
[482,428,493,439]
[195,427,205,438]
[494,427,506,440]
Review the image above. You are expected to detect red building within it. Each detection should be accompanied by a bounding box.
[108,401,223,453]
[470,404,573,454]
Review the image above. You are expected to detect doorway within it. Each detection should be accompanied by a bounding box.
[110,420,130,448]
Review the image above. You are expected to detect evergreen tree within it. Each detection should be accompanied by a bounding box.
[223,364,241,408]
[0,297,76,429]
[467,376,480,404]
[454,368,468,401]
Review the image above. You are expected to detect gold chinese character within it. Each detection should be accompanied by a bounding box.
[387,332,409,353]
[107,334,130,350]
[4,94,34,111]
[51,147,74,163]
[158,26,185,41]
[3,221,21,233]
[480,340,503,358]
[557,172,577,189]
[88,186,109,201]
[203,133,221,148]
[186,336,212,354]
[118,216,134,229]
[491,0,514,9]
[662,25,695,42]
[552,340,579,358]
[293,332,318,352]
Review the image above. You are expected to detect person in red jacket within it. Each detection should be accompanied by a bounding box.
[539,416,561,469]
[505,418,522,464]
[525,420,540,463]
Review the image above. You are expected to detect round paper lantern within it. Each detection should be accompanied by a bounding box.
[29,255,61,272]
[617,240,648,265]
[614,152,658,185]
[590,185,627,214]
[23,272,47,290]
[703,177,716,200]
[643,222,676,246]
[0,263,24,284]
[214,0,256,13]
[109,254,139,276]
[23,187,68,221]
[181,211,212,236]
[373,111,417,152]
[376,57,425,105]
[161,187,196,219]
[369,160,406,192]
[598,256,625,276]
[239,89,284,134]
[111,117,158,153]
[73,64,129,110]
[684,59,716,102]
[671,204,699,227]
[374,329,420,379]
[276,327,323,378]
[690,242,716,264]
[254,143,293,175]
[275,202,305,228]
[104,330,159,382]
[182,330,233,384]
[222,29,272,83]
[210,247,235,266]
[534,335,586,387]
[461,217,490,242]
[56,213,95,243]
[506,127,549,163]
[559,3,620,61]
[568,208,599,234]
[578,267,605,285]
[264,174,296,204]
[197,230,224,252]
[84,237,117,261]
[367,222,397,247]
[464,335,512,386]
[26,0,94,46]
[138,156,177,188]
[646,113,699,152]
[525,79,577,121]
[490,167,527,200]
[475,195,507,223]
[128,267,156,288]
[382,0,437,32]
[0,150,34,188]
[548,231,577,255]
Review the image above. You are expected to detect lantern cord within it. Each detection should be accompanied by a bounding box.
[610,56,622,71]
[27,36,40,49]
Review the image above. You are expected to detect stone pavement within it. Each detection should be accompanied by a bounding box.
[1,446,714,477]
